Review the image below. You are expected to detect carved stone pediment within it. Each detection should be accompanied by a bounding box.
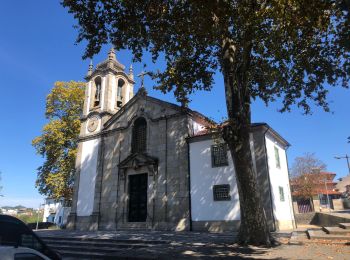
[118,153,158,171]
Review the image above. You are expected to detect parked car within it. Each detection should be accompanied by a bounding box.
[0,214,61,260]
[0,246,51,260]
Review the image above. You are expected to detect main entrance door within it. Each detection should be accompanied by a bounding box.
[128,173,148,222]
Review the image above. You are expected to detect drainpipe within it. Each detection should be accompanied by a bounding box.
[284,145,297,229]
[115,141,121,228]
[262,126,276,231]
[187,138,193,231]
[164,116,168,223]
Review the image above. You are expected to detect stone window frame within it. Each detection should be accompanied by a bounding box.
[213,184,231,201]
[132,117,147,154]
[116,78,125,108]
[90,76,102,109]
[211,143,228,167]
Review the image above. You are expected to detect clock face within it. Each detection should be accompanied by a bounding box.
[87,116,99,132]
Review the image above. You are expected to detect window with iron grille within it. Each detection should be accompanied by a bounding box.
[132,117,147,153]
[211,144,228,167]
[213,184,231,201]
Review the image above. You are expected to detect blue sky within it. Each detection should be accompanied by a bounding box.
[0,1,349,208]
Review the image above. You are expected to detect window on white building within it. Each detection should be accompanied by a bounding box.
[211,144,228,167]
[274,146,281,169]
[279,186,285,201]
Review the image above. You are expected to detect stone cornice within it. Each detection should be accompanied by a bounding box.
[81,111,114,122]
[85,67,135,84]
[78,111,186,143]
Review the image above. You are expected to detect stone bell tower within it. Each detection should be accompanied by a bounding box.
[82,48,135,136]
[68,49,135,229]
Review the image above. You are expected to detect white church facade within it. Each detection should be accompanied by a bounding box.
[67,49,295,232]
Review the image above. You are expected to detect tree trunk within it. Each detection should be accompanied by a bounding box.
[221,38,272,246]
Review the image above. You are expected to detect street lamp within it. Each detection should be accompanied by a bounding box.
[334,155,350,176]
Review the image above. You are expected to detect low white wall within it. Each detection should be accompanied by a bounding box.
[265,134,295,229]
[43,199,60,222]
[77,138,100,216]
[189,139,240,221]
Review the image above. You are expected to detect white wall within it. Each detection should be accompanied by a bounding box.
[192,120,205,135]
[265,134,295,229]
[77,138,100,216]
[189,139,240,221]
[43,199,59,222]
[54,205,71,226]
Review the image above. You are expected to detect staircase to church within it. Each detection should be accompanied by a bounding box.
[40,235,169,259]
[307,223,350,242]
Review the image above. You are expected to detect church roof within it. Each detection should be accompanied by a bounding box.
[96,48,125,71]
[103,86,216,129]
[85,48,134,83]
[188,122,290,148]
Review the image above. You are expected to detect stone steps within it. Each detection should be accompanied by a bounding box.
[58,249,155,260]
[306,222,350,243]
[322,226,350,235]
[39,236,167,259]
[338,222,350,229]
[45,239,153,249]
[307,230,350,241]
[41,235,168,244]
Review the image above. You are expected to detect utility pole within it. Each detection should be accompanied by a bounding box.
[334,155,350,176]
[36,204,40,230]
[36,203,43,230]
[324,178,331,212]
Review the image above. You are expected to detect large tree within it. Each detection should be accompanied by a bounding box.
[62,0,349,245]
[32,81,84,201]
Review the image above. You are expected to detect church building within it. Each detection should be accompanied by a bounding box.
[67,49,295,232]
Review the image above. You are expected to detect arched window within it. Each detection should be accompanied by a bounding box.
[94,77,102,107]
[117,79,125,108]
[132,118,147,153]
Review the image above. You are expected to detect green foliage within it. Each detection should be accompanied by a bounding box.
[62,0,349,112]
[32,81,85,200]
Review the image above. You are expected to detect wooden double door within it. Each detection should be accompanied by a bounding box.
[128,173,148,222]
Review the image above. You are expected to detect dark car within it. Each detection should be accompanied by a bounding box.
[0,214,61,260]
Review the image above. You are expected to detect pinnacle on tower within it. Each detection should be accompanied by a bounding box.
[129,64,134,79]
[87,59,93,77]
[108,47,116,61]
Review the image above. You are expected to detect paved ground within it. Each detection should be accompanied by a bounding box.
[35,230,350,259]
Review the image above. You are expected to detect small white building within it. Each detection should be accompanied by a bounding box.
[188,123,295,232]
[43,198,71,227]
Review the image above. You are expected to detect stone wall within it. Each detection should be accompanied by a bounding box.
[294,212,317,225]
[312,212,350,226]
[192,220,240,232]
[333,199,344,211]
[94,96,191,231]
